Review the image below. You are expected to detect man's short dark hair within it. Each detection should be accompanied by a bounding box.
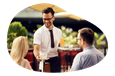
[78,28,94,45]
[42,7,55,16]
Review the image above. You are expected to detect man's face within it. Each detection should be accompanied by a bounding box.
[42,12,55,28]
[77,33,83,50]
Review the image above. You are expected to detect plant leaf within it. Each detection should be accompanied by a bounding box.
[94,32,99,39]
[99,34,105,41]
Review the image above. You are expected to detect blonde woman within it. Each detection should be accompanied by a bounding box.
[10,36,33,70]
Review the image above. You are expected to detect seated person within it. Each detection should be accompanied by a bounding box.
[66,28,104,72]
[10,36,33,70]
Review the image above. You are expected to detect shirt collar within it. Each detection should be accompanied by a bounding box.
[43,25,55,31]
[83,45,95,51]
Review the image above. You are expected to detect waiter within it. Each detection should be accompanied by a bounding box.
[33,7,62,72]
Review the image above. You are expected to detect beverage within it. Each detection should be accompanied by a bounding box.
[41,54,47,59]
[60,38,65,47]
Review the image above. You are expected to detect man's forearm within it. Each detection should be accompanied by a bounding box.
[33,49,39,58]
[33,49,42,62]
[33,44,40,58]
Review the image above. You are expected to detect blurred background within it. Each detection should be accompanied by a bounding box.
[7,4,108,72]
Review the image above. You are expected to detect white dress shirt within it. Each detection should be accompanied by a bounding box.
[70,45,104,71]
[33,25,62,58]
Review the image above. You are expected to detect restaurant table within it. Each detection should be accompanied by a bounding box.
[58,47,81,70]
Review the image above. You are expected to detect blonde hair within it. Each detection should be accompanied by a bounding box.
[10,36,29,65]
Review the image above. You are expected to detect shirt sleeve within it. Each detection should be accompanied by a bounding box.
[33,31,41,45]
[70,54,82,71]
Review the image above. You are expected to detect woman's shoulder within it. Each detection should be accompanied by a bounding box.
[20,59,33,70]
[22,59,29,63]
[20,59,30,67]
[20,59,29,65]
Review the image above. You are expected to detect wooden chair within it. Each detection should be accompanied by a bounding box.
[44,62,51,72]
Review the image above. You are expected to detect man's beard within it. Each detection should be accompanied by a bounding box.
[80,47,83,51]
[44,22,52,28]
[79,44,83,50]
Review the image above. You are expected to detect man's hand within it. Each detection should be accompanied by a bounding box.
[36,54,42,62]
[34,44,42,62]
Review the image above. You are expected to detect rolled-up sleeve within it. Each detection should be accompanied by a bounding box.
[70,54,82,71]
[33,31,41,45]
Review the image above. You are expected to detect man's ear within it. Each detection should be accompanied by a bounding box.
[53,16,55,21]
[82,39,85,45]
[81,39,83,44]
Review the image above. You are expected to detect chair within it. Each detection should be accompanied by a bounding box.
[86,62,106,72]
[26,52,33,67]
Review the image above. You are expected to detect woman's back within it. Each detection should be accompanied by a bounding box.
[19,59,33,70]
[10,36,33,71]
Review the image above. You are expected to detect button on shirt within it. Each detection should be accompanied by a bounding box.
[70,45,104,71]
[33,25,62,58]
